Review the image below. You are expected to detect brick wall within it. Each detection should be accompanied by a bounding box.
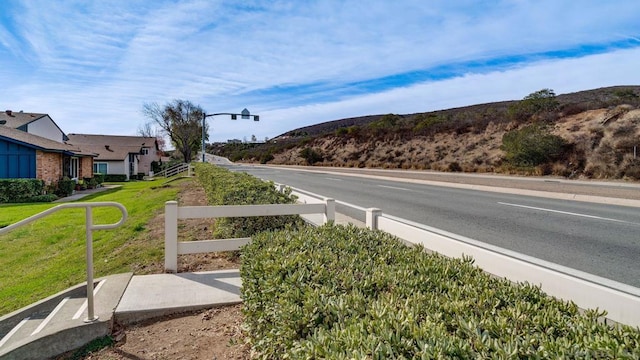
[36,151,62,185]
[79,156,93,179]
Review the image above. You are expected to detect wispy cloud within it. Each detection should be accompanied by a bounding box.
[1,0,639,142]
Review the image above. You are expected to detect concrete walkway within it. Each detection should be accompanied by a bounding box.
[53,184,121,202]
[115,269,242,324]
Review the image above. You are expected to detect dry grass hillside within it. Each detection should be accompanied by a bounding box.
[212,86,640,180]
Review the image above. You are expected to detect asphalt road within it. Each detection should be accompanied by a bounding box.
[226,164,640,288]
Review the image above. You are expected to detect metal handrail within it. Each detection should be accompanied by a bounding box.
[0,202,128,322]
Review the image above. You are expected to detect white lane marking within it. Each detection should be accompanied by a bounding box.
[498,202,638,225]
[325,177,343,181]
[73,279,107,320]
[378,185,412,191]
[32,297,70,335]
[0,318,30,347]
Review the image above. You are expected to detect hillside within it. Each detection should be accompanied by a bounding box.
[211,86,640,180]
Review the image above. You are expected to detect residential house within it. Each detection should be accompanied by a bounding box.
[0,110,95,184]
[66,134,162,180]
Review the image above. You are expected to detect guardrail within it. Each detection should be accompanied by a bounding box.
[0,202,128,322]
[275,183,640,328]
[164,198,335,272]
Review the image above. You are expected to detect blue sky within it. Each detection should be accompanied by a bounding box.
[1,1,640,143]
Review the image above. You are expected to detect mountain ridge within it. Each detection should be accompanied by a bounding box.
[211,85,640,180]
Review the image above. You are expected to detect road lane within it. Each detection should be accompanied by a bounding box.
[226,164,640,287]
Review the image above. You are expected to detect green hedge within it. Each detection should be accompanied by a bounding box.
[103,174,128,182]
[0,179,46,203]
[241,225,640,358]
[55,177,75,197]
[193,163,304,238]
[93,173,105,184]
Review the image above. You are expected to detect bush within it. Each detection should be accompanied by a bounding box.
[241,225,640,358]
[150,160,162,173]
[26,194,58,203]
[299,147,323,165]
[259,152,274,164]
[623,160,640,180]
[448,161,462,172]
[0,179,46,203]
[103,174,128,182]
[93,173,105,184]
[55,177,75,197]
[508,88,559,122]
[193,163,304,239]
[501,124,566,167]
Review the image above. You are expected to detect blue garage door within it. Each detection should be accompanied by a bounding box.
[0,139,36,178]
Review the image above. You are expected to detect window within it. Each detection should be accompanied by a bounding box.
[93,162,108,174]
[141,147,149,155]
[70,157,79,179]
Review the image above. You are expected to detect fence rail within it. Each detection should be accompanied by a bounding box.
[158,163,192,178]
[0,202,128,322]
[164,198,335,272]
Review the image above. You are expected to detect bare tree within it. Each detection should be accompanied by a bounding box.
[137,121,167,153]
[137,121,155,137]
[143,100,208,163]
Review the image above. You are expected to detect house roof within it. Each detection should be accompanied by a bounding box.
[66,134,158,161]
[0,125,93,156]
[0,110,48,129]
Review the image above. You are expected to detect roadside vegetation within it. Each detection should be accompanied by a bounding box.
[193,162,305,239]
[242,225,640,358]
[0,179,180,314]
[212,86,640,180]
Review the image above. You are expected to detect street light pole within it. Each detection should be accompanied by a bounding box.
[201,108,259,162]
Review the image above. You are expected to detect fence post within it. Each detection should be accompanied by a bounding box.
[324,198,335,224]
[165,201,179,272]
[366,208,382,230]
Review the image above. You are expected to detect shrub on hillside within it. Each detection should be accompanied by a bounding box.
[508,89,559,122]
[241,225,640,358]
[299,147,324,165]
[501,124,566,167]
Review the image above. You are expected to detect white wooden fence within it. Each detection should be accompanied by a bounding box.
[164,198,335,272]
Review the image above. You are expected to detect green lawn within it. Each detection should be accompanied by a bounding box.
[0,179,182,315]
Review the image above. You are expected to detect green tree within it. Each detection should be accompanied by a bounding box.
[613,88,639,104]
[508,89,559,121]
[143,99,208,163]
[501,124,566,167]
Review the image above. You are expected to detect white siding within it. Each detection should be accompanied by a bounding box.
[106,160,127,176]
[27,116,65,142]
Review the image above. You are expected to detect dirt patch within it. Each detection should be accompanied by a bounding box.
[62,179,249,359]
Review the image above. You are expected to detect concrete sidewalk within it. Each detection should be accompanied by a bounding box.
[54,184,121,202]
[115,269,242,325]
